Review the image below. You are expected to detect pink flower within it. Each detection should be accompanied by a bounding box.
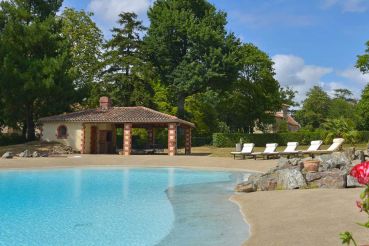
[350,162,369,185]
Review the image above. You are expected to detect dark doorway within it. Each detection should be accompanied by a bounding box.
[99,130,113,154]
[90,126,97,154]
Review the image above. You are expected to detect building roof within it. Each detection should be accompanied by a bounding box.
[275,112,300,127]
[39,106,195,128]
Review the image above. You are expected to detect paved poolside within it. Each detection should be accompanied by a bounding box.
[0,155,366,246]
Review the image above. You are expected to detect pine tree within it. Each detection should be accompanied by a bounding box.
[102,12,153,106]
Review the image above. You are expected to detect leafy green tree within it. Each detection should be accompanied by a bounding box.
[102,12,153,107]
[295,86,331,129]
[219,44,281,132]
[144,0,240,118]
[356,84,369,130]
[0,0,75,140]
[280,86,299,107]
[334,88,355,102]
[185,90,220,136]
[357,41,369,74]
[60,8,104,107]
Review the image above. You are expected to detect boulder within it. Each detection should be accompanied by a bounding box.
[32,151,40,158]
[276,169,306,190]
[277,158,303,171]
[306,170,346,188]
[346,175,362,188]
[19,150,32,158]
[317,153,351,172]
[235,181,257,193]
[1,152,13,159]
[258,172,279,191]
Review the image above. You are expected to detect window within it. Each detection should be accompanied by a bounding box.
[57,125,68,139]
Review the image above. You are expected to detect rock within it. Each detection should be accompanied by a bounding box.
[235,181,257,193]
[345,147,355,160]
[258,172,279,191]
[277,158,289,169]
[32,151,40,158]
[19,149,32,158]
[346,175,362,188]
[276,169,306,190]
[306,170,346,189]
[317,153,351,171]
[277,158,304,171]
[1,152,13,159]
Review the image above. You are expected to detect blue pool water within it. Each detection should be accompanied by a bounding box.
[0,168,249,246]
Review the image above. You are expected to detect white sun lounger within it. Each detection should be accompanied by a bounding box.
[251,143,279,160]
[279,142,300,158]
[302,140,323,157]
[231,143,255,159]
[304,138,344,157]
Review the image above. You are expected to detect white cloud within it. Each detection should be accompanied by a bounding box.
[273,54,369,102]
[88,0,151,22]
[338,67,369,84]
[321,0,369,12]
[273,54,333,102]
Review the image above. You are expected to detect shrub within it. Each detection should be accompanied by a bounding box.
[0,133,25,146]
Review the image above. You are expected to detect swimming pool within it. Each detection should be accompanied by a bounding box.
[0,168,249,245]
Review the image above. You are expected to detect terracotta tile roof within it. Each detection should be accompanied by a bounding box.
[275,112,300,127]
[39,106,195,127]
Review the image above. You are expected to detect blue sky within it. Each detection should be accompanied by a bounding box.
[60,0,369,102]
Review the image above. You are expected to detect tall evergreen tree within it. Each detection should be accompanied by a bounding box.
[102,12,153,106]
[144,0,240,118]
[0,0,75,140]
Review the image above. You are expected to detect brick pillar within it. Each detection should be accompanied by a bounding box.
[147,128,154,147]
[123,123,132,156]
[168,123,177,156]
[185,128,192,155]
[80,124,86,154]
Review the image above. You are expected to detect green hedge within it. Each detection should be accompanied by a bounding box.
[0,133,25,146]
[212,131,360,147]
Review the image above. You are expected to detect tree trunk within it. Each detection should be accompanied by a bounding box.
[177,94,185,119]
[26,104,35,141]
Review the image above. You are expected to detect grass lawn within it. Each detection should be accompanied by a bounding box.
[1,141,367,158]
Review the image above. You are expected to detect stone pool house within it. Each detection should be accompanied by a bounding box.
[39,97,195,156]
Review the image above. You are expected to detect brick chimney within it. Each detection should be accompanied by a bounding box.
[99,96,112,110]
[282,104,289,120]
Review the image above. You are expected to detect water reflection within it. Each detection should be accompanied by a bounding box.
[167,168,175,197]
[123,169,129,199]
[73,169,82,200]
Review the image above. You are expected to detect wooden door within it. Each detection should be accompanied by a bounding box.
[90,126,97,154]
[99,130,113,154]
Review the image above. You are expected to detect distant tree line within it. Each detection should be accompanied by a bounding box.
[1,0,369,142]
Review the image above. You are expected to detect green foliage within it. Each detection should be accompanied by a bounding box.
[0,133,25,146]
[60,8,104,107]
[101,12,153,107]
[276,120,289,133]
[218,44,281,131]
[356,84,369,130]
[357,40,369,75]
[295,86,331,129]
[322,118,359,145]
[339,231,357,246]
[280,86,299,107]
[0,0,75,140]
[185,90,220,136]
[145,0,240,117]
